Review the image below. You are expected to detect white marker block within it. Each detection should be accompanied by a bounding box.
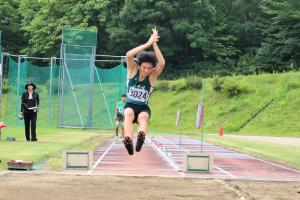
[183,153,214,173]
[63,150,93,169]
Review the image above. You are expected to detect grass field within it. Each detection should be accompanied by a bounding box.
[0,126,111,170]
[149,72,300,137]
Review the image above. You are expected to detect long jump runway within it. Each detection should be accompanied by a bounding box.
[83,136,300,181]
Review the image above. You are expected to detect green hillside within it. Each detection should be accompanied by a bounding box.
[149,72,300,137]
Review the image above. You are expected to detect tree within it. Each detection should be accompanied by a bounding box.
[211,0,264,75]
[2,0,298,77]
[105,0,218,78]
[19,0,111,57]
[0,0,27,53]
[256,0,300,72]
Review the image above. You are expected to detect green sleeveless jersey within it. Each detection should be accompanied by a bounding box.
[116,101,125,115]
[126,71,154,105]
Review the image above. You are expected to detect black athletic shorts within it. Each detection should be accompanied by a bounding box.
[124,103,151,123]
[116,113,124,122]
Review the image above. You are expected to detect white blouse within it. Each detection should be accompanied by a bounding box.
[28,91,33,99]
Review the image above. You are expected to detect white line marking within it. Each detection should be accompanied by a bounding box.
[159,136,189,153]
[87,140,115,175]
[214,165,237,179]
[147,138,185,177]
[162,136,238,179]
[190,137,300,174]
[254,157,300,174]
[204,140,300,174]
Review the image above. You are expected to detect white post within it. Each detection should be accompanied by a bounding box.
[16,56,21,124]
[48,57,55,123]
[0,51,3,120]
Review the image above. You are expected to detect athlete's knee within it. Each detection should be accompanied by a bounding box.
[137,112,149,123]
[124,108,134,121]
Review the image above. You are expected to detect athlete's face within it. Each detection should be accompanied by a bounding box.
[139,62,154,77]
[121,96,126,102]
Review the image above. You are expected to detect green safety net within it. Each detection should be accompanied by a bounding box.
[0,30,2,67]
[0,30,2,59]
[3,57,59,127]
[94,63,127,129]
[2,28,127,129]
[0,30,2,122]
[59,28,127,129]
[0,30,2,55]
[3,56,127,129]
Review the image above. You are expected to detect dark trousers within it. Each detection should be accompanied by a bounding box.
[24,112,37,141]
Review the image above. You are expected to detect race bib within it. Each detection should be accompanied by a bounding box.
[118,107,124,113]
[128,87,149,103]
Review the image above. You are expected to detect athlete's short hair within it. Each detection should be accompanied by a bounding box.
[136,51,156,68]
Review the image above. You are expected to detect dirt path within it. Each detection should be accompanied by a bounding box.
[225,135,300,147]
[0,172,299,200]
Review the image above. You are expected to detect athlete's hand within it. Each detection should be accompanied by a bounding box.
[146,27,159,46]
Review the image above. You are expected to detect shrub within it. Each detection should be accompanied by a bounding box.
[2,79,8,94]
[185,75,203,90]
[156,81,170,91]
[212,76,224,92]
[286,82,300,91]
[169,79,186,92]
[222,80,249,97]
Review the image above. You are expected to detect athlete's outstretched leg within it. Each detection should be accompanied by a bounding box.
[114,120,119,141]
[136,112,149,152]
[121,123,125,139]
[123,108,135,155]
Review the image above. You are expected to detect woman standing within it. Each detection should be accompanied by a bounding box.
[20,81,39,142]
